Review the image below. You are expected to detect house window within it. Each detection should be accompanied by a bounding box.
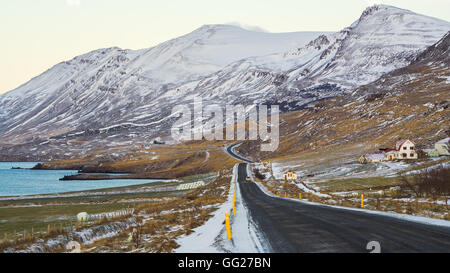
[410,153,414,157]
[410,147,414,150]
[403,147,407,150]
[402,153,407,158]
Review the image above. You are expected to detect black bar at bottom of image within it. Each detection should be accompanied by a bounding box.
[1,253,445,272]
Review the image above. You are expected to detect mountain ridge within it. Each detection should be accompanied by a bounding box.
[0,5,449,161]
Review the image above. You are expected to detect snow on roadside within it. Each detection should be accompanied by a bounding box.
[296,182,331,198]
[175,164,267,253]
[220,165,270,253]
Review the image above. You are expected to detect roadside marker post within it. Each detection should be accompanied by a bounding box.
[299,193,302,200]
[225,213,232,239]
[285,192,287,198]
[233,192,236,215]
[361,194,364,208]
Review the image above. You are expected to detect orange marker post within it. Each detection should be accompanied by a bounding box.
[361,194,364,208]
[299,192,302,200]
[232,193,236,215]
[225,213,232,239]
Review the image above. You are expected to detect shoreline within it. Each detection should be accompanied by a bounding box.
[59,173,171,181]
[0,179,174,200]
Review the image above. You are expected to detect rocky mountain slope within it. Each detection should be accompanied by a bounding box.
[0,5,448,161]
[239,31,450,162]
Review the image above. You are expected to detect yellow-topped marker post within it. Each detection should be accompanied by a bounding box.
[233,192,236,215]
[225,213,231,239]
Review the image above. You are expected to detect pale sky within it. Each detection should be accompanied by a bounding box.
[0,0,449,94]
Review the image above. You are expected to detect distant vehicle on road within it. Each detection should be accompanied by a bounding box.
[246,176,251,181]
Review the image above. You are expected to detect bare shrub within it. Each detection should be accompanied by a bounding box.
[365,92,386,102]
[400,166,450,197]
[132,224,142,249]
[416,149,428,159]
[254,168,266,180]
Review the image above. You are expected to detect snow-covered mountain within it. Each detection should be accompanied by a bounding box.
[0,5,449,160]
[184,5,450,107]
[0,25,325,144]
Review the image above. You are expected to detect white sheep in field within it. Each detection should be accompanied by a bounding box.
[77,212,89,222]
[388,186,401,194]
[376,190,384,196]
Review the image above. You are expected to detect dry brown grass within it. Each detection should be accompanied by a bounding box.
[2,170,233,253]
[80,172,232,253]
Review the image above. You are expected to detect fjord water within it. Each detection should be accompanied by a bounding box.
[0,162,160,196]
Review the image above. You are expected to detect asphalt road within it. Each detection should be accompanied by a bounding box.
[236,163,450,253]
[226,143,254,163]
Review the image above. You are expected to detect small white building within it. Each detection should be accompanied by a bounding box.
[395,139,418,159]
[359,153,385,164]
[282,171,297,181]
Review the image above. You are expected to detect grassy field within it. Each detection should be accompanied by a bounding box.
[310,176,401,193]
[0,173,217,237]
[0,169,232,253]
[0,202,137,235]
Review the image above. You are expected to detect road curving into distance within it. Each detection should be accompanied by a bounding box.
[225,142,254,163]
